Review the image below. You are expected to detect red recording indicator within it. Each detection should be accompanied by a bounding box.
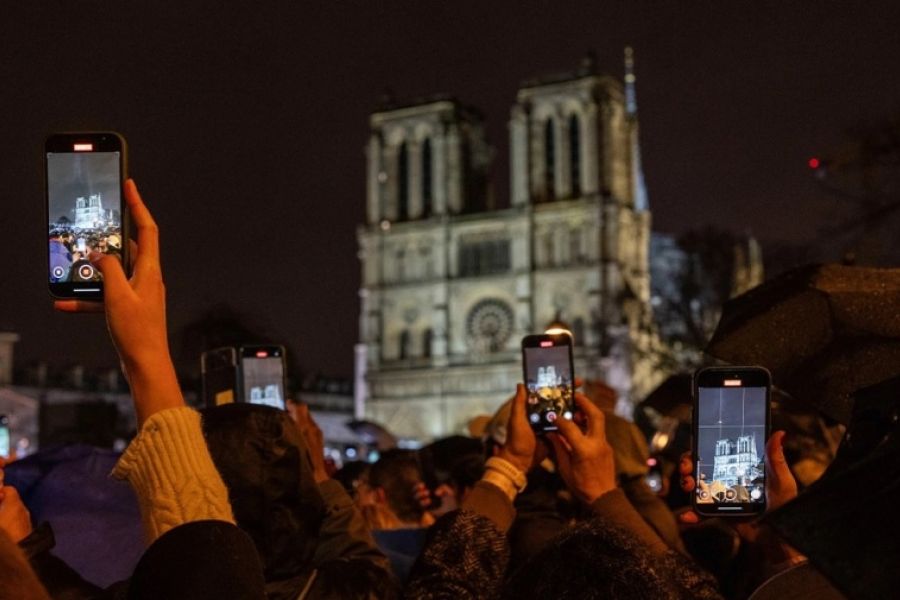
[540,341,553,347]
[255,351,269,358]
[73,143,94,152]
[724,379,742,387]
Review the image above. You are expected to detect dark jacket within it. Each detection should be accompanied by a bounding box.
[405,484,721,599]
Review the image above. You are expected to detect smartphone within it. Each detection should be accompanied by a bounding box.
[692,366,771,517]
[239,345,287,410]
[521,333,576,433]
[0,415,10,459]
[46,132,128,301]
[201,347,239,407]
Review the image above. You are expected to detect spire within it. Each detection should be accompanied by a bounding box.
[625,46,649,212]
[624,46,637,117]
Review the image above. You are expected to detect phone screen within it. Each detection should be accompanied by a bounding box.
[522,334,575,432]
[46,134,125,300]
[695,373,769,514]
[240,347,286,410]
[0,416,10,459]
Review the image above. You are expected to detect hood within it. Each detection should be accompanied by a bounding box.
[202,404,326,582]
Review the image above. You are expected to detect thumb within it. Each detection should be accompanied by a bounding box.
[90,251,130,297]
[765,430,797,509]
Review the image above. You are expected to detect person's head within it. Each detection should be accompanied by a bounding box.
[333,460,375,507]
[504,519,681,599]
[368,449,426,527]
[448,453,485,503]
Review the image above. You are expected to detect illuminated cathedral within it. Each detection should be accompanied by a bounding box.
[355,50,667,440]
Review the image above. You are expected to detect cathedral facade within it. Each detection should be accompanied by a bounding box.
[356,53,666,440]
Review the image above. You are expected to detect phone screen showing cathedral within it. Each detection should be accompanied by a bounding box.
[241,357,286,410]
[524,346,574,432]
[696,386,767,505]
[47,152,122,283]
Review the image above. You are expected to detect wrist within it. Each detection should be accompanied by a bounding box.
[496,449,531,474]
[482,456,527,501]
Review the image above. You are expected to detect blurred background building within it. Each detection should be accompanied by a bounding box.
[356,52,671,439]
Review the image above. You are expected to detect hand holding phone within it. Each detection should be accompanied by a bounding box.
[547,392,616,504]
[521,333,576,433]
[46,133,129,301]
[692,367,771,517]
[55,180,184,427]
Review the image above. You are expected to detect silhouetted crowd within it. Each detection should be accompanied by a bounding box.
[2,180,890,599]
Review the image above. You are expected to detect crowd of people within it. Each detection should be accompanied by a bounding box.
[0,179,875,598]
[48,227,122,283]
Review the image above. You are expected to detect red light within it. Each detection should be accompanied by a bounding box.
[73,143,93,152]
[255,351,268,358]
[540,341,553,347]
[808,157,820,169]
[647,457,657,467]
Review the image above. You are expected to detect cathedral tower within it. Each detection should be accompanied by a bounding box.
[357,54,662,440]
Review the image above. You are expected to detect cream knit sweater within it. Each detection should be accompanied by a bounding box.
[111,407,235,544]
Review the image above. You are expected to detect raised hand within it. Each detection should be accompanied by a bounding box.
[548,392,616,504]
[0,458,32,543]
[497,384,538,474]
[55,180,183,426]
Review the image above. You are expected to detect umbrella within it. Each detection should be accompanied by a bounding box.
[764,375,900,600]
[707,263,900,424]
[637,373,693,422]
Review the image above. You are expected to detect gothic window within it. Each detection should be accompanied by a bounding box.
[458,239,511,277]
[543,232,555,267]
[569,114,581,197]
[421,138,432,218]
[466,299,515,353]
[544,118,556,201]
[395,248,405,282]
[423,328,433,358]
[397,142,409,221]
[399,330,410,360]
[572,317,585,346]
[570,227,583,264]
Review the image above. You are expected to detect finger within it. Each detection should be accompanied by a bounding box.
[765,431,790,479]
[680,474,696,493]
[679,452,693,477]
[679,510,700,524]
[508,384,527,429]
[129,240,138,273]
[89,251,130,298]
[125,180,160,271]
[555,411,584,449]
[54,299,105,313]
[574,377,584,389]
[548,433,572,475]
[573,392,605,438]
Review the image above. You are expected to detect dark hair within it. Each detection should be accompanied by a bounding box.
[309,558,400,600]
[504,519,679,599]
[369,449,425,524]
[449,453,485,494]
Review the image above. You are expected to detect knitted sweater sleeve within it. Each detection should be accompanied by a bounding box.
[111,407,235,544]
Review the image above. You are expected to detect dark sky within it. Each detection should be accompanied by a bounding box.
[3,2,900,379]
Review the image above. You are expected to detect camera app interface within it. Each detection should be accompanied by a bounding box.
[696,386,766,506]
[47,152,122,284]
[242,357,285,410]
[524,345,574,430]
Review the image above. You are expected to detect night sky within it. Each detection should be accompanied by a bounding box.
[2,3,900,379]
